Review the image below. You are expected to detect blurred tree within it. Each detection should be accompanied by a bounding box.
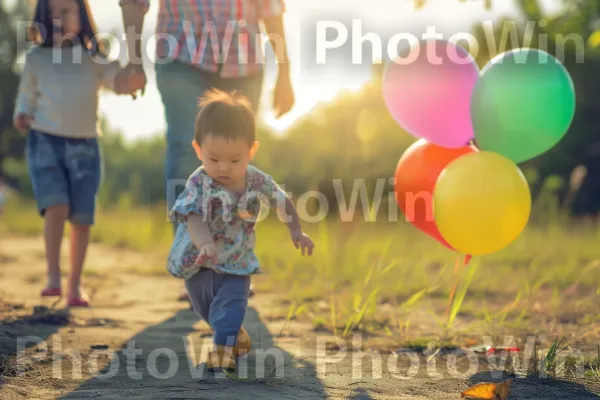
[0,0,34,188]
[415,0,493,10]
[463,0,600,215]
[513,0,600,215]
[4,0,599,219]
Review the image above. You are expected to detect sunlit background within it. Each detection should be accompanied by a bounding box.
[82,0,564,140]
[6,3,600,396]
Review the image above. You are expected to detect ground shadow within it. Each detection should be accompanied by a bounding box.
[59,305,326,398]
[468,371,600,399]
[346,387,374,399]
[0,301,70,387]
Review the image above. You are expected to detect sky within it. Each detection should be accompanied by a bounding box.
[81,0,564,140]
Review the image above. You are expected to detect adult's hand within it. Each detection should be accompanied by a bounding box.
[273,68,294,118]
[262,14,294,118]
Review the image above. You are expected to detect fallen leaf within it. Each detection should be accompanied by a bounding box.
[461,382,495,399]
[461,380,512,400]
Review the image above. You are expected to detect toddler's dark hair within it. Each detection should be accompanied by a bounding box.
[194,89,255,146]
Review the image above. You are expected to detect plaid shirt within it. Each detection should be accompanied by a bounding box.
[119,0,285,77]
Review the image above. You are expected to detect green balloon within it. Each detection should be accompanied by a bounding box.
[471,48,575,164]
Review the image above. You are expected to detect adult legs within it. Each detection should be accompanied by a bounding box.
[155,61,220,216]
[218,72,264,115]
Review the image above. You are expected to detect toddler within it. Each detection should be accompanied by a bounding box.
[168,89,314,373]
[13,0,145,307]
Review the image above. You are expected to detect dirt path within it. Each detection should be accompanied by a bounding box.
[1,236,599,399]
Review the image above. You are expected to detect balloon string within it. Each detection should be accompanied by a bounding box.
[453,253,461,273]
[445,254,471,317]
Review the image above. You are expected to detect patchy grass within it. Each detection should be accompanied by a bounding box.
[2,194,600,354]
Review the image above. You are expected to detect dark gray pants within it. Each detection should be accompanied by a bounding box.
[185,268,251,346]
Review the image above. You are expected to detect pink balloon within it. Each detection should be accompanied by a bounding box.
[382,39,480,148]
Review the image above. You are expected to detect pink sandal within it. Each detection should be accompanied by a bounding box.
[67,288,91,307]
[41,287,62,297]
[67,297,90,307]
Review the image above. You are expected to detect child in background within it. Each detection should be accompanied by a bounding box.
[13,0,145,307]
[168,89,315,373]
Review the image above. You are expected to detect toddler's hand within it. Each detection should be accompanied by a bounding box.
[13,113,33,132]
[291,230,314,256]
[195,243,218,265]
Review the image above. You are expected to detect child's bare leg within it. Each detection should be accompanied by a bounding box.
[43,204,69,291]
[68,222,90,300]
[62,136,101,305]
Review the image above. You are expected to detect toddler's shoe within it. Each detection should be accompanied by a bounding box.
[233,327,252,357]
[206,345,237,373]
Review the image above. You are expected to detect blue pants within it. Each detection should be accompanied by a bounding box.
[26,130,101,225]
[154,61,264,215]
[185,268,251,346]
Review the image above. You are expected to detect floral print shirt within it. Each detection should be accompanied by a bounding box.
[167,164,287,279]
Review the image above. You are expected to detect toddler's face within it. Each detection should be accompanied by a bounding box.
[49,0,81,43]
[194,135,258,189]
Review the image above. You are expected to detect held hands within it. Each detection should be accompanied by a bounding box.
[291,229,314,256]
[194,243,218,266]
[124,64,147,99]
[13,113,33,132]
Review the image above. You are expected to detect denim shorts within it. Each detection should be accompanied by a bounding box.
[26,129,102,225]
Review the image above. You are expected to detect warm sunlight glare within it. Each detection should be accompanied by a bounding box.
[80,0,564,139]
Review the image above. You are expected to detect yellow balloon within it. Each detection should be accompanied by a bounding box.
[433,151,531,255]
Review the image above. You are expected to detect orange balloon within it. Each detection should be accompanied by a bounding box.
[394,139,477,249]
